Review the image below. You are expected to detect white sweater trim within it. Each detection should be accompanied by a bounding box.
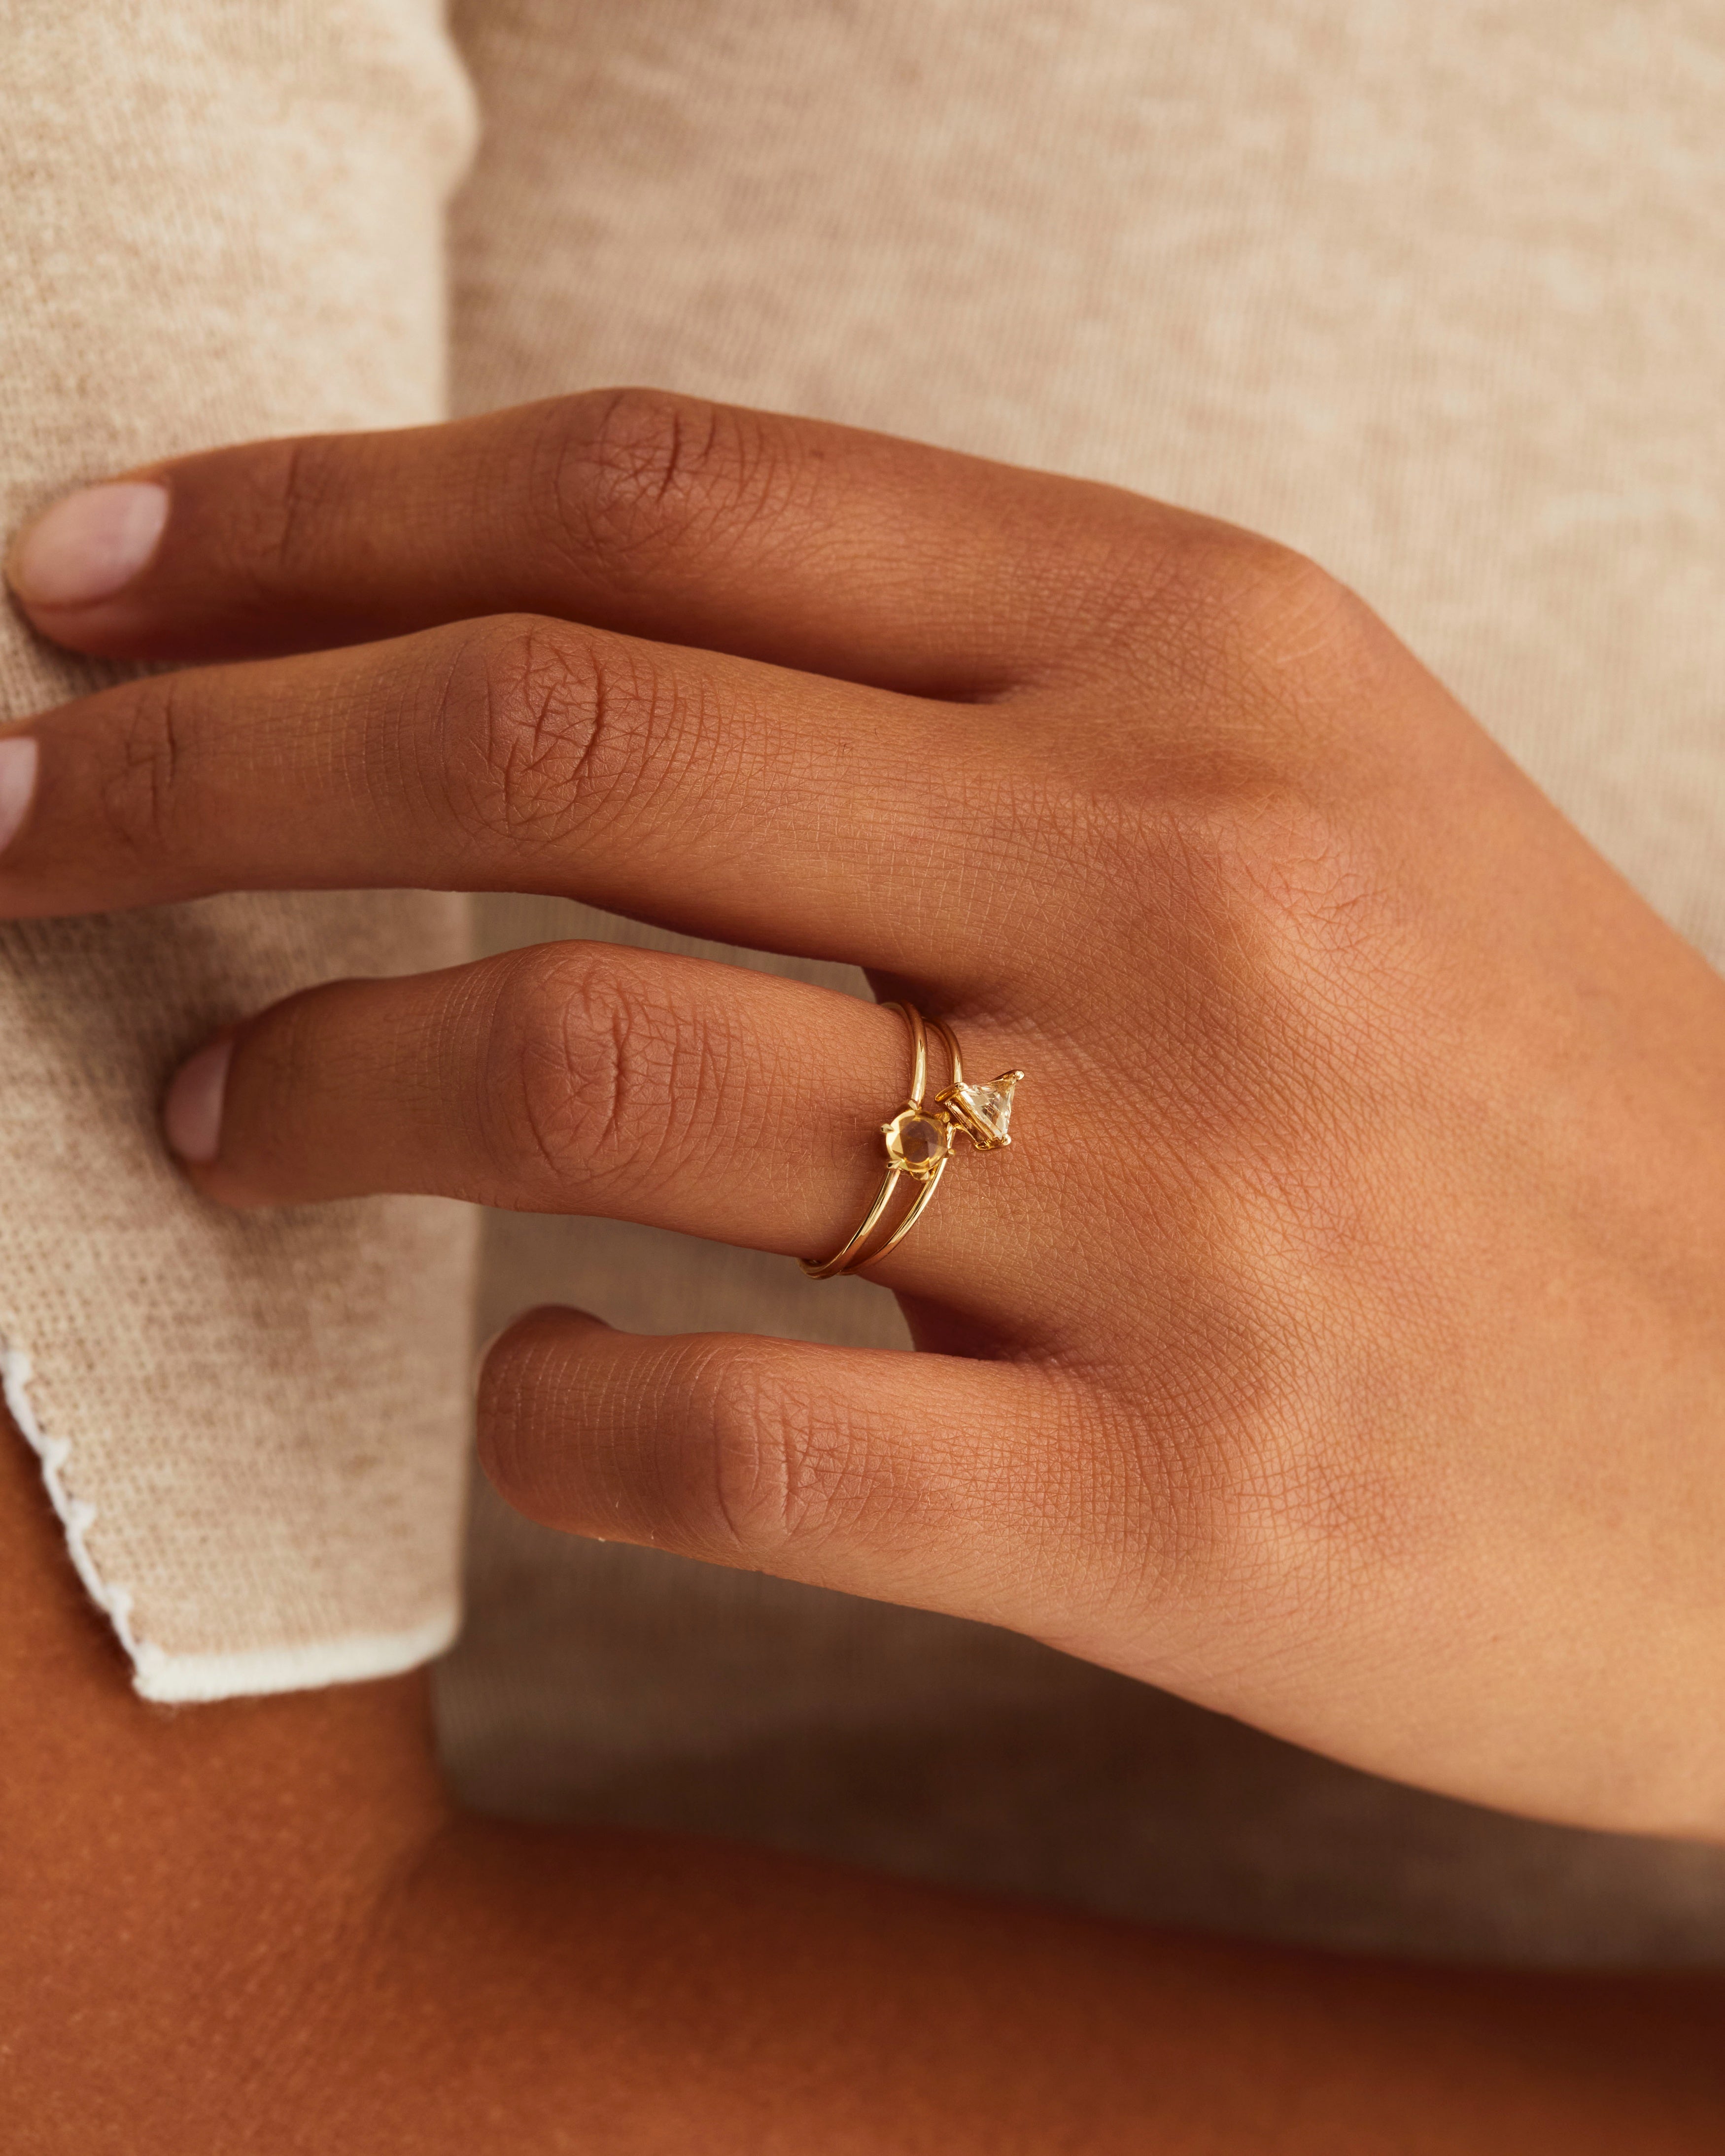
[2,1331,457,1702]
[132,1612,459,1702]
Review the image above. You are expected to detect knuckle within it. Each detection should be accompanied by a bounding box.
[1085,539,1389,962]
[1184,531,1368,681]
[677,1344,854,1560]
[479,945,696,1200]
[537,387,791,573]
[97,673,192,854]
[1101,521,1370,699]
[1172,789,1385,961]
[1219,540,1365,674]
[227,433,345,594]
[1096,786,1387,1094]
[437,613,656,852]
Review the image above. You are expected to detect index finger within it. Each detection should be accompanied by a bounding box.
[5,390,1159,695]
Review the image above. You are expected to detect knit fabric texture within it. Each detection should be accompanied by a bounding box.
[0,0,480,1699]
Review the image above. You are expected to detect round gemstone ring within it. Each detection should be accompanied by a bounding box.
[800,1003,1023,1280]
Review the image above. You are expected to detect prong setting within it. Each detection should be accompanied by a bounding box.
[802,1007,1024,1279]
[882,1105,953,1177]
[936,1070,1023,1150]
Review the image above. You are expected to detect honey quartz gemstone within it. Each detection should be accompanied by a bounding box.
[886,1111,949,1168]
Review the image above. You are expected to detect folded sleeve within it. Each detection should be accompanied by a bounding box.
[0,0,482,1700]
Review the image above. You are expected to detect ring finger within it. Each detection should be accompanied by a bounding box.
[172,938,1036,1305]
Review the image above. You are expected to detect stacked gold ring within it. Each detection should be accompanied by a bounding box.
[800,1002,1023,1279]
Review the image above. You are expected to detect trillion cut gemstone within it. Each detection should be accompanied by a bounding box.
[942,1071,1022,1148]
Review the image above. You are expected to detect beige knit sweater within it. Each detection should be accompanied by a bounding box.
[6,0,1725,1959]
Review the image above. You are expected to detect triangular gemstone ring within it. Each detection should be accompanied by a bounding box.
[801,1007,1026,1280]
[937,1070,1023,1151]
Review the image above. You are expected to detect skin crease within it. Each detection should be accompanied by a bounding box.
[3,389,1725,2140]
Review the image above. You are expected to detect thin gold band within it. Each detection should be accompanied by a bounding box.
[799,1002,1023,1280]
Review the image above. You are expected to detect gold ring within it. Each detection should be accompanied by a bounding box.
[800,1002,1024,1279]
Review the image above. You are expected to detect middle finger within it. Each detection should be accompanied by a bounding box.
[0,610,1008,971]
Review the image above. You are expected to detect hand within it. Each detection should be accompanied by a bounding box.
[7,391,1725,1838]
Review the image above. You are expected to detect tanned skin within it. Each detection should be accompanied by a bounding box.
[4,1422,1724,2154]
[5,391,1725,2146]
[11,395,1725,1834]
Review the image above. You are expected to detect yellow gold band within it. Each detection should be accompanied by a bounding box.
[799,1002,1023,1280]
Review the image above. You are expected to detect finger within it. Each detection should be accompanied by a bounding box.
[478,1306,1090,1633]
[4,389,1161,693]
[168,942,1037,1304]
[0,612,1000,966]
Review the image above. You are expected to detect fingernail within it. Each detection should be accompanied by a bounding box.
[163,1036,234,1164]
[0,736,37,856]
[8,481,170,607]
